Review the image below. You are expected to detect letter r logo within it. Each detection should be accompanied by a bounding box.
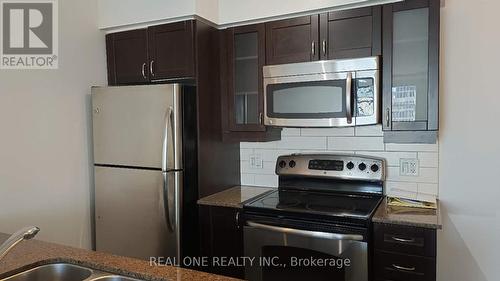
[2,2,53,54]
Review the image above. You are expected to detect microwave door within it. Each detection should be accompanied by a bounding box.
[264,72,355,127]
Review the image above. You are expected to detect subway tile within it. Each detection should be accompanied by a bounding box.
[355,125,383,136]
[301,127,355,137]
[387,167,439,183]
[240,161,276,175]
[254,174,278,187]
[355,151,417,167]
[241,174,255,185]
[240,141,278,149]
[418,183,439,196]
[328,137,384,151]
[418,152,439,168]
[385,143,439,152]
[255,149,300,162]
[240,148,254,161]
[278,136,327,150]
[281,128,301,136]
[302,150,354,155]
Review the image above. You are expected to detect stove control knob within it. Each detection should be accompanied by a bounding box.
[371,164,379,172]
[279,160,287,168]
[289,160,296,168]
[358,163,367,171]
[346,162,355,170]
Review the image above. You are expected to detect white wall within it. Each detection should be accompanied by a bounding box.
[0,0,106,249]
[438,0,500,280]
[240,127,439,202]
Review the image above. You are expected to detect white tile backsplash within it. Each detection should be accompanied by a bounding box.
[240,125,439,200]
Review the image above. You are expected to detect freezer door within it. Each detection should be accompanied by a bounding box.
[92,84,182,170]
[94,166,181,260]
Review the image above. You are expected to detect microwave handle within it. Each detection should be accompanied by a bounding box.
[346,72,353,124]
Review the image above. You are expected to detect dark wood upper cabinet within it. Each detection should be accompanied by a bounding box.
[265,15,319,65]
[106,29,149,85]
[148,21,195,81]
[382,0,440,139]
[220,24,281,142]
[320,6,381,60]
[106,20,195,85]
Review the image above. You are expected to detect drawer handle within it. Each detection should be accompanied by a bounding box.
[392,264,416,272]
[391,236,416,243]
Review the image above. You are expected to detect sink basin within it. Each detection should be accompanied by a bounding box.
[0,263,146,281]
[1,263,92,281]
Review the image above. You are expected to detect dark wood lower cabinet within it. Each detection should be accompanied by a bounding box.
[199,205,244,279]
[373,223,437,281]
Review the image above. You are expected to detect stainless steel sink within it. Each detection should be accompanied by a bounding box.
[0,263,146,281]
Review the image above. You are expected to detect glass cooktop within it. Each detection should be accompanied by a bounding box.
[245,189,383,220]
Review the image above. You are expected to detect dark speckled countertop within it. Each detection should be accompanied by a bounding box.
[372,197,442,229]
[0,233,240,281]
[197,186,274,209]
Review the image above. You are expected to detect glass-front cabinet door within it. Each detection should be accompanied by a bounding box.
[382,0,439,134]
[222,24,281,142]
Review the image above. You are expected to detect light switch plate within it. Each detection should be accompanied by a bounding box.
[400,158,419,176]
[249,153,263,169]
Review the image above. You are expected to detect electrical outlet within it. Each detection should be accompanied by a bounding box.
[400,158,419,176]
[249,154,263,169]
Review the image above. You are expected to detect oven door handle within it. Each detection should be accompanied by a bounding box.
[246,221,364,241]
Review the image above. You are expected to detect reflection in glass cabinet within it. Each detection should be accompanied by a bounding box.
[234,32,259,125]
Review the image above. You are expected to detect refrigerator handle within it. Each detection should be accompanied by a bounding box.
[162,107,175,232]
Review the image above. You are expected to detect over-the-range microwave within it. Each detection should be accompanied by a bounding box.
[263,56,380,127]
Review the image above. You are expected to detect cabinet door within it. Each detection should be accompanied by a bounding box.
[199,206,244,279]
[382,0,439,132]
[148,21,195,80]
[320,6,381,60]
[265,15,319,65]
[106,29,148,85]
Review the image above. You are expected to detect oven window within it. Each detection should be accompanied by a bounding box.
[266,80,346,118]
[356,78,375,117]
[261,246,345,281]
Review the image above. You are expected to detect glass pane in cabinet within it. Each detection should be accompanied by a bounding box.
[234,32,259,125]
[392,8,429,122]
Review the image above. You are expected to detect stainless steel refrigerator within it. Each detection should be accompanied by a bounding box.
[91,84,198,261]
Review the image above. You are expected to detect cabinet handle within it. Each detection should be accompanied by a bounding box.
[141,63,147,80]
[391,236,416,243]
[311,41,315,57]
[386,108,390,127]
[322,39,327,56]
[235,211,240,229]
[392,264,416,272]
[150,60,155,77]
[259,112,263,125]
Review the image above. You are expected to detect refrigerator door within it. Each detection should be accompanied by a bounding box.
[95,166,182,260]
[92,84,183,170]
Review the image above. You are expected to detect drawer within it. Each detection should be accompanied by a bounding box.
[374,223,436,257]
[374,251,436,281]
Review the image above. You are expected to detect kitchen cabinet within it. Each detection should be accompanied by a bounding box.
[382,0,440,143]
[106,29,149,85]
[265,15,319,65]
[265,7,381,65]
[320,6,381,60]
[373,223,437,281]
[106,20,195,85]
[199,205,244,279]
[220,24,281,142]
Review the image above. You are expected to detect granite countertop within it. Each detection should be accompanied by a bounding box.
[0,233,239,281]
[372,198,442,229]
[197,186,274,209]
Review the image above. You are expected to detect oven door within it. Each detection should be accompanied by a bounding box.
[244,221,368,281]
